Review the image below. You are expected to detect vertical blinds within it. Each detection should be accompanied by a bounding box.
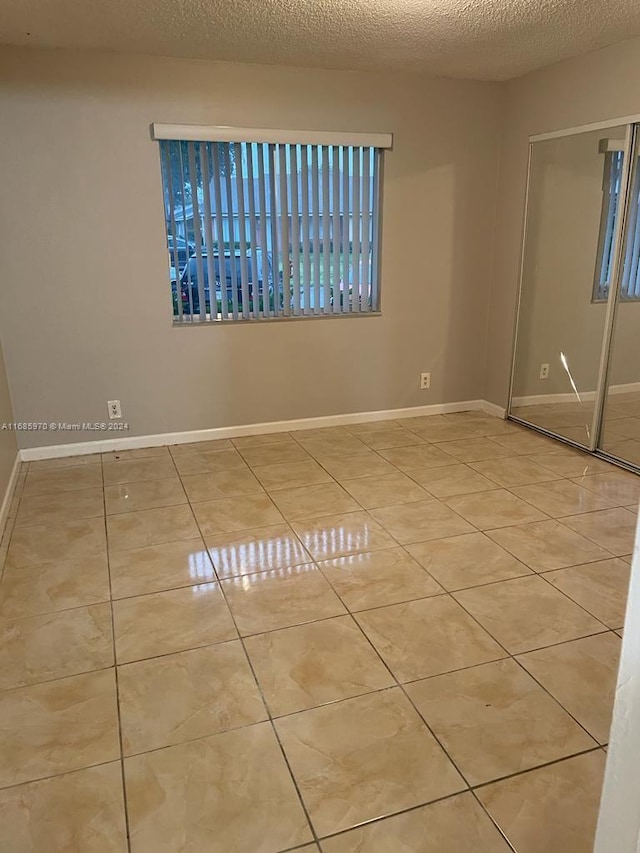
[596,149,640,301]
[159,139,383,322]
[620,156,640,299]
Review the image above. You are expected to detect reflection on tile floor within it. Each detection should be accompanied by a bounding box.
[0,410,636,852]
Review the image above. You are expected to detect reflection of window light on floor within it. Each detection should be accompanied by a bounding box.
[188,550,216,582]
[211,534,304,574]
[306,525,369,557]
[231,564,316,591]
[190,582,218,596]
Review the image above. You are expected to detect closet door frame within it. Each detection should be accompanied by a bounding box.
[507,115,640,471]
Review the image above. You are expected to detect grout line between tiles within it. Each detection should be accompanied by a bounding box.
[0,418,632,847]
[173,464,321,848]
[100,455,133,853]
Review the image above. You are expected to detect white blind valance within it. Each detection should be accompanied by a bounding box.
[152,123,393,150]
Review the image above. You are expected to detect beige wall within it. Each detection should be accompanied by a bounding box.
[487,35,640,407]
[0,338,17,499]
[0,47,503,449]
[512,128,628,399]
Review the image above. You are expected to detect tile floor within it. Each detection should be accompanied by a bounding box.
[0,410,636,852]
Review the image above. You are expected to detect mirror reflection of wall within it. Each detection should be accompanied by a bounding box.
[510,126,627,450]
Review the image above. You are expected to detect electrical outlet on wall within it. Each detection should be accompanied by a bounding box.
[107,400,122,419]
[539,364,550,380]
[420,372,431,390]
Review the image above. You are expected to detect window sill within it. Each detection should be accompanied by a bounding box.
[171,311,382,326]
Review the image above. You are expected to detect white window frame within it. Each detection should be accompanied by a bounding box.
[593,138,640,303]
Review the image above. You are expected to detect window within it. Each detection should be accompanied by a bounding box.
[594,143,640,301]
[154,124,391,323]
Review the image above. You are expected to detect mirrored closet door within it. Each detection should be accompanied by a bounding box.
[509,118,640,473]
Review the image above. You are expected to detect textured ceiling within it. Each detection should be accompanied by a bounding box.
[2,0,640,81]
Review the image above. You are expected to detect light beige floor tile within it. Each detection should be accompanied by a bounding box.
[475,420,526,438]
[406,658,595,786]
[192,493,284,535]
[512,480,621,517]
[356,596,505,682]
[109,538,214,598]
[445,489,547,530]
[605,437,640,463]
[527,452,614,478]
[270,483,360,522]
[572,471,640,506]
[103,445,171,461]
[407,422,482,443]
[119,641,266,754]
[23,465,103,496]
[470,457,562,487]
[517,633,621,743]
[16,488,104,527]
[318,547,443,610]
[105,478,187,514]
[170,439,235,453]
[206,523,311,578]
[444,412,502,428]
[297,434,369,459]
[124,723,312,853]
[455,575,605,653]
[560,507,638,556]
[401,415,452,431]
[292,512,397,560]
[0,555,110,619]
[434,438,516,463]
[28,454,102,471]
[0,763,127,853]
[107,504,198,551]
[221,564,346,635]
[487,519,611,572]
[370,500,475,545]
[339,472,432,508]
[345,419,402,434]
[544,558,630,628]
[406,532,532,591]
[0,669,120,788]
[490,431,559,455]
[113,582,236,663]
[477,751,606,853]
[276,688,464,837]
[7,518,106,569]
[245,615,393,716]
[180,468,263,502]
[0,603,113,690]
[317,451,397,481]
[378,444,457,471]
[357,426,425,450]
[294,426,356,441]
[320,791,510,852]
[407,464,496,498]
[171,446,248,475]
[102,456,176,486]
[238,442,311,467]
[251,459,332,491]
[231,432,295,449]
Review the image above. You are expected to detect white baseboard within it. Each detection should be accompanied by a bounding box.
[19,398,504,462]
[0,453,21,540]
[480,400,507,418]
[513,381,640,408]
